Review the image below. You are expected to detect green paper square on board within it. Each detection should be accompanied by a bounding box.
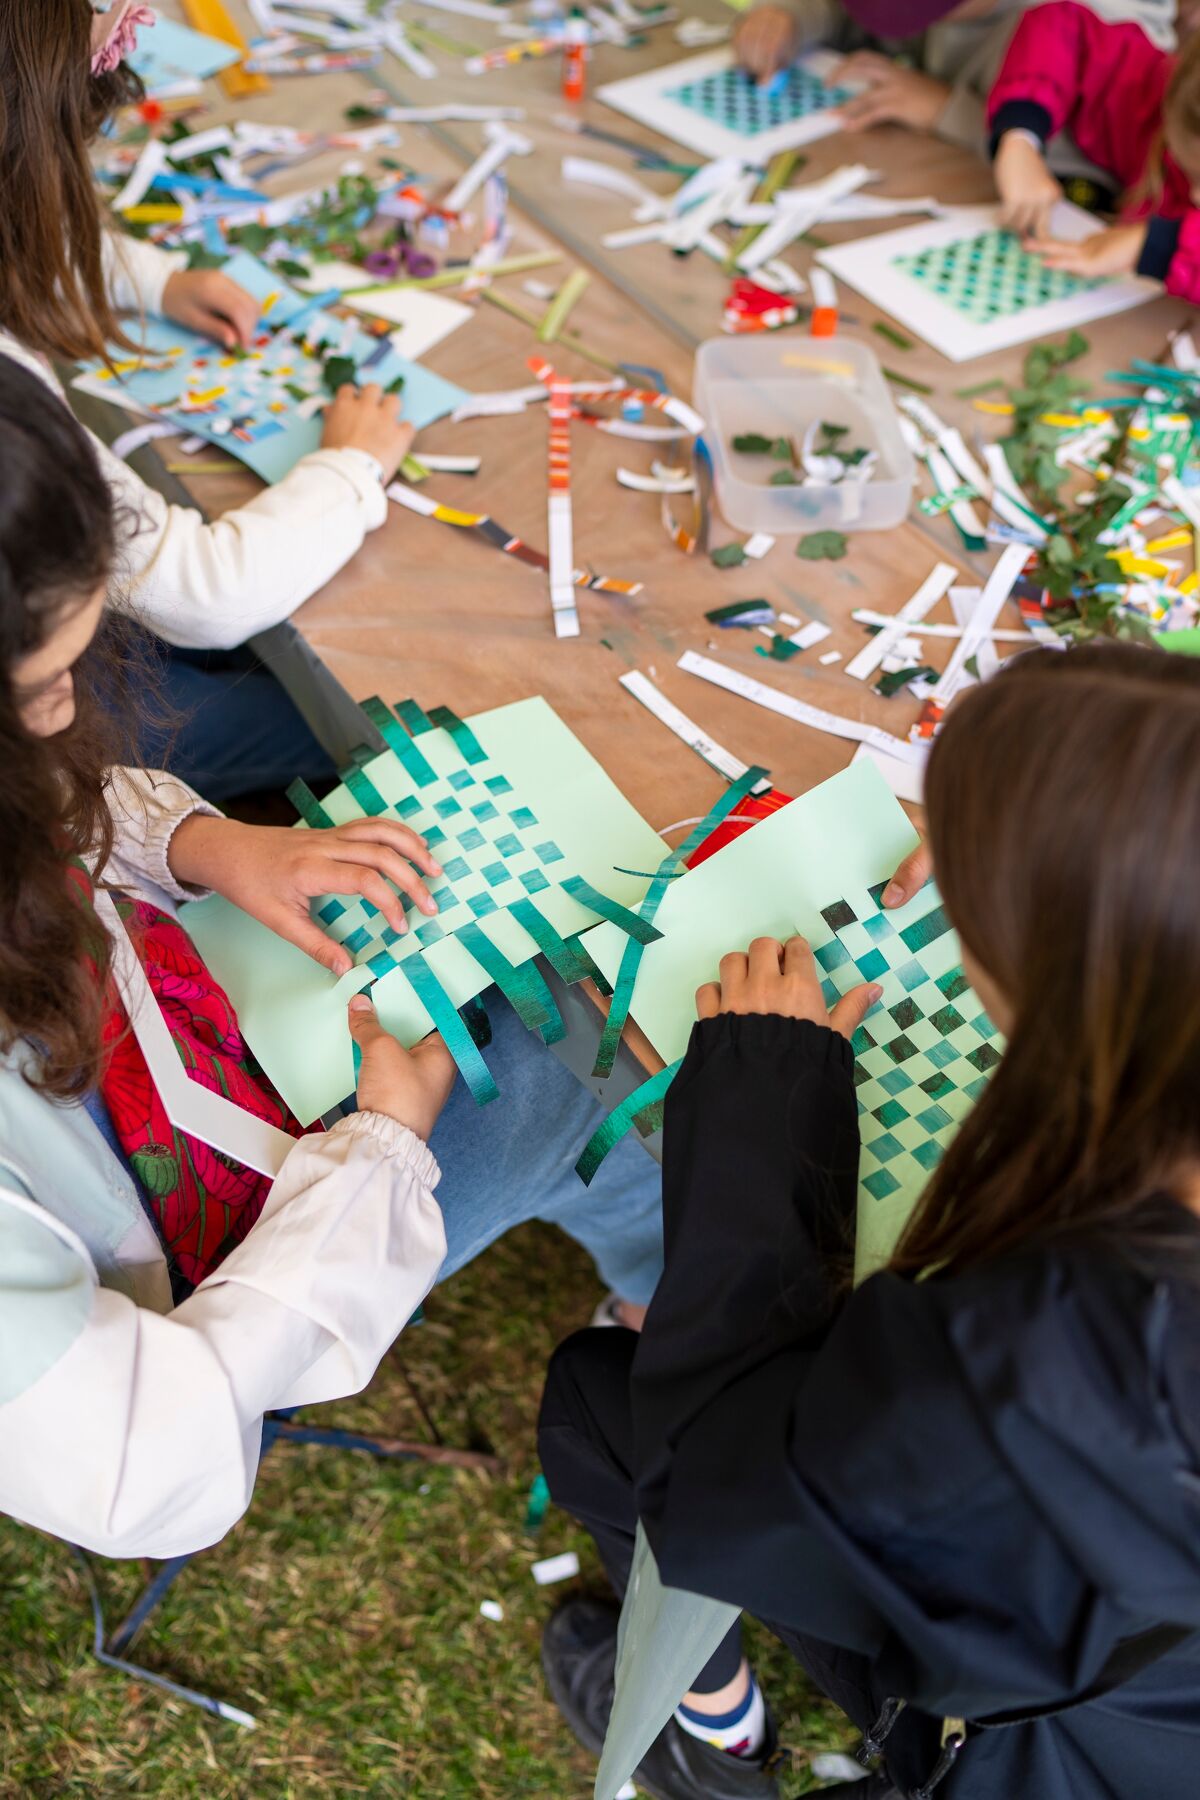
[468,893,497,918]
[510,806,538,828]
[535,841,564,865]
[458,826,485,851]
[448,768,474,791]
[481,862,509,888]
[520,868,551,895]
[856,948,888,982]
[472,801,499,823]
[863,1167,901,1201]
[816,938,851,973]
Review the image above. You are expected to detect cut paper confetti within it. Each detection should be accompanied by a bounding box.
[182,696,670,1125]
[295,263,473,358]
[818,203,1159,362]
[598,47,858,162]
[74,252,467,484]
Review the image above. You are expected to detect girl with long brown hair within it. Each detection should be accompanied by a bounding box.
[538,643,1200,1800]
[0,356,666,1556]
[0,0,413,800]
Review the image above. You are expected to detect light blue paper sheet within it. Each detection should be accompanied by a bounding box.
[128,16,241,89]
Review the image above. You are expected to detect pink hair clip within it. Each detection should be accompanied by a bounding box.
[91,1,157,76]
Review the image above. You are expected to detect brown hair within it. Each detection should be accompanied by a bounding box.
[891,644,1200,1279]
[0,358,155,1099]
[0,0,144,362]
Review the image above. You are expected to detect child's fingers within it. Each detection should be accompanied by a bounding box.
[219,281,260,349]
[838,89,898,129]
[329,818,442,878]
[695,981,721,1019]
[883,841,932,909]
[319,842,440,919]
[263,900,354,975]
[829,983,883,1041]
[348,992,391,1048]
[829,49,891,82]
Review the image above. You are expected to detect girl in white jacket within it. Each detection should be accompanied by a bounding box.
[0,0,414,799]
[0,356,662,1557]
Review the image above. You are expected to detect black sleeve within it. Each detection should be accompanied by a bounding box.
[1137,214,1182,280]
[631,1014,859,1521]
[988,99,1053,158]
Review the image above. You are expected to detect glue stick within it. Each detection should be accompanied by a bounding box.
[562,8,589,103]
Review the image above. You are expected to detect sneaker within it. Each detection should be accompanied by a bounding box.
[542,1596,784,1800]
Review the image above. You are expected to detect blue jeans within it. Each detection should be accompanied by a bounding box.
[427,999,664,1306]
[146,642,335,802]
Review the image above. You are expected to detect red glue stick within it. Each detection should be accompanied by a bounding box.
[562,9,588,102]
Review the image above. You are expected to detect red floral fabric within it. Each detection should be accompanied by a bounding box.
[69,864,307,1288]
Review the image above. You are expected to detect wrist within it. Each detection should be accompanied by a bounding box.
[336,445,388,486]
[167,812,244,889]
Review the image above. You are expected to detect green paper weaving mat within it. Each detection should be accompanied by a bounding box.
[182,696,669,1125]
[892,228,1105,327]
[814,881,1003,1279]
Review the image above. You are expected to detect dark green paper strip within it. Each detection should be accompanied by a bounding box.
[404,953,499,1105]
[456,921,566,1045]
[508,898,601,985]
[428,704,488,765]
[575,1059,683,1186]
[396,697,436,735]
[591,766,768,1080]
[561,876,665,946]
[287,778,334,830]
[339,760,389,817]
[361,695,437,787]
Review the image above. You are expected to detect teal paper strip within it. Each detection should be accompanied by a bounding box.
[360,696,437,787]
[591,767,768,1079]
[287,778,334,830]
[561,876,666,946]
[575,1060,683,1186]
[427,704,488,765]
[340,760,389,817]
[509,898,601,984]
[404,954,499,1105]
[396,697,436,735]
[456,920,566,1044]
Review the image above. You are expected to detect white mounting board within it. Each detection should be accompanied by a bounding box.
[597,47,854,163]
[816,202,1160,363]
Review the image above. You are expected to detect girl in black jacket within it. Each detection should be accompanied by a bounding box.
[538,643,1200,1800]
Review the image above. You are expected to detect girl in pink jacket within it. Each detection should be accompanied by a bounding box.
[988,1,1200,298]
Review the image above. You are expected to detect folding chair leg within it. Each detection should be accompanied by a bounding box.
[69,1547,257,1729]
[266,1418,499,1472]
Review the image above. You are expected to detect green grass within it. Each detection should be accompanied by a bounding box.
[0,1222,853,1798]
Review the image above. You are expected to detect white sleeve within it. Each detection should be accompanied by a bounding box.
[0,324,389,652]
[102,231,188,316]
[111,441,389,650]
[0,1114,447,1559]
[100,767,223,903]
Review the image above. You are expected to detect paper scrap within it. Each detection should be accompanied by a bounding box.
[532,1552,581,1586]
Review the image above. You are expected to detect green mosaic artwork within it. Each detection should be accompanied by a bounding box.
[892,228,1105,326]
[666,63,852,136]
[814,880,1003,1275]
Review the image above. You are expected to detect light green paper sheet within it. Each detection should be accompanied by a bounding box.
[584,760,1001,1277]
[182,697,667,1125]
[1159,626,1200,656]
[584,760,920,1067]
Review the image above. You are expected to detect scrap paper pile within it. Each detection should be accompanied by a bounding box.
[74,250,466,483]
[577,759,1001,1275]
[182,695,674,1125]
[898,331,1200,658]
[732,420,876,490]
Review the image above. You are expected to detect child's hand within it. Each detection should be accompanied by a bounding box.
[168,815,444,975]
[1024,220,1148,277]
[161,269,260,351]
[321,383,415,484]
[882,840,932,909]
[994,132,1063,237]
[695,935,881,1039]
[348,994,458,1141]
[733,5,800,80]
[831,51,949,132]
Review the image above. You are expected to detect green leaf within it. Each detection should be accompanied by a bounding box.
[732,433,774,454]
[796,530,848,561]
[710,542,747,568]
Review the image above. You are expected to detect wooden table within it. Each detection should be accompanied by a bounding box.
[106,4,1192,1081]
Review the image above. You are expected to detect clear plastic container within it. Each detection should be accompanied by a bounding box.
[694,334,915,536]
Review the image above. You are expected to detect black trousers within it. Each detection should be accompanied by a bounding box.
[538,1327,937,1788]
[538,1325,745,1694]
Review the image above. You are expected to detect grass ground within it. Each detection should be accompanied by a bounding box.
[0,1220,854,1799]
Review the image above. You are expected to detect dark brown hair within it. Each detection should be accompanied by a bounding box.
[891,643,1200,1278]
[0,358,152,1099]
[1127,29,1200,208]
[0,0,144,362]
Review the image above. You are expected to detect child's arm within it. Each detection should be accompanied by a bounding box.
[733,0,844,81]
[986,2,1104,236]
[103,231,259,352]
[0,1083,449,1559]
[1027,208,1200,294]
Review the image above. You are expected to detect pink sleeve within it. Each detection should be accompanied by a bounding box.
[1166,211,1200,306]
[986,2,1099,142]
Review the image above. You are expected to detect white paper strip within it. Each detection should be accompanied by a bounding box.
[983,443,1049,542]
[110,420,178,461]
[844,562,957,682]
[444,123,532,215]
[930,541,1029,705]
[111,138,169,213]
[96,891,297,1179]
[677,652,923,762]
[620,671,762,786]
